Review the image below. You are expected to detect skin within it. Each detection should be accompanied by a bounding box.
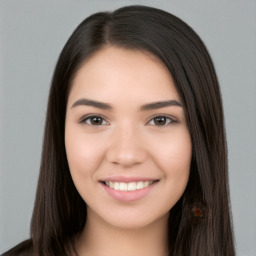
[65,46,192,256]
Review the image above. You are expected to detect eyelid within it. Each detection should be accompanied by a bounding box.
[79,114,110,125]
[146,114,178,126]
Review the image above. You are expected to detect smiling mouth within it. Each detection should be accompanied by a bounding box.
[102,180,159,192]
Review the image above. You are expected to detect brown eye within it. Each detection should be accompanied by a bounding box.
[81,115,109,126]
[148,115,175,126]
[154,117,168,125]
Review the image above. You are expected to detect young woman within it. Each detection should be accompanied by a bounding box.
[3,5,235,256]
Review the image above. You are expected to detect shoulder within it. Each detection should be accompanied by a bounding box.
[1,239,33,256]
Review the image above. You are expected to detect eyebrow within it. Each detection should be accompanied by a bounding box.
[140,100,182,111]
[71,98,183,110]
[71,98,112,110]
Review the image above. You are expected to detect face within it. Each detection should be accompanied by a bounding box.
[65,47,192,229]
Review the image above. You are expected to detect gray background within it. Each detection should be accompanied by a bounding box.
[0,0,255,255]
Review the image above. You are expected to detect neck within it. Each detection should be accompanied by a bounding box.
[76,212,169,256]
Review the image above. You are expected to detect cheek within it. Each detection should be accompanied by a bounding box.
[152,128,192,171]
[65,128,109,204]
[151,128,192,196]
[65,126,106,181]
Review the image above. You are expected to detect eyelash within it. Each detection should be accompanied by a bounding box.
[79,114,109,126]
[79,114,177,127]
[147,114,177,126]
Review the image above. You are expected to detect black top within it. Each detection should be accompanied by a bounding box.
[1,239,32,256]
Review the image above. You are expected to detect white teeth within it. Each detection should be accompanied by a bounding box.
[109,181,114,188]
[144,181,149,187]
[104,180,155,191]
[113,182,119,190]
[137,181,144,190]
[127,182,137,191]
[119,182,127,191]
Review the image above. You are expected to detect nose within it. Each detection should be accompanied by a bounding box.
[105,123,147,167]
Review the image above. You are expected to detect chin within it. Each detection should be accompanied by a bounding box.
[88,206,170,231]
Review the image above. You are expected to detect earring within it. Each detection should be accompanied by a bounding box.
[190,204,205,223]
[191,205,204,218]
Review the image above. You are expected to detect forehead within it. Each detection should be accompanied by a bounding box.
[68,46,180,105]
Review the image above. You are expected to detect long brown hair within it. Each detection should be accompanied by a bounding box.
[4,5,235,256]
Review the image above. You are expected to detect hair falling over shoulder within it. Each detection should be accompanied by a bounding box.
[3,5,235,256]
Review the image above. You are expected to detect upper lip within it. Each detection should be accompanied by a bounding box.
[100,176,159,183]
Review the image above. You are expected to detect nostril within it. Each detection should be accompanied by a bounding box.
[105,147,147,167]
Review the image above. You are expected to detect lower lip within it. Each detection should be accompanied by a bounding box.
[101,182,157,202]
